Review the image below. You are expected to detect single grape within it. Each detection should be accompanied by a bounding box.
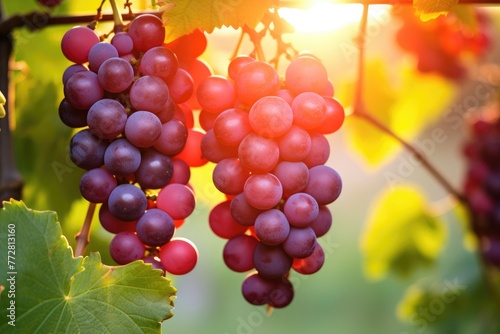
[273,161,309,198]
[61,26,99,64]
[153,119,188,156]
[285,55,328,95]
[213,108,252,146]
[209,200,249,239]
[111,32,134,55]
[230,193,262,226]
[79,168,117,203]
[109,231,145,265]
[268,277,294,308]
[253,242,292,279]
[199,109,218,131]
[108,184,147,221]
[140,46,179,83]
[310,206,332,238]
[248,96,293,138]
[235,61,280,106]
[70,128,109,170]
[169,158,191,185]
[291,92,327,130]
[303,132,330,168]
[98,57,135,93]
[283,193,319,228]
[243,173,283,210]
[124,111,162,148]
[228,55,255,80]
[157,183,196,220]
[238,133,280,173]
[200,129,239,163]
[62,64,88,84]
[59,98,89,128]
[315,97,345,134]
[167,69,194,104]
[64,71,103,110]
[277,125,312,162]
[104,138,141,176]
[304,165,342,205]
[292,241,325,275]
[128,14,165,52]
[241,271,274,305]
[159,237,198,275]
[136,208,175,247]
[212,158,250,195]
[223,234,259,272]
[282,226,317,259]
[129,75,170,114]
[254,209,290,245]
[197,75,236,114]
[135,148,174,189]
[99,202,137,234]
[87,99,127,139]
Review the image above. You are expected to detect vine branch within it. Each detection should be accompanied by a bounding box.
[351,2,468,205]
[74,202,96,257]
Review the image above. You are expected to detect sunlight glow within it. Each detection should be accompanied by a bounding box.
[278,2,364,33]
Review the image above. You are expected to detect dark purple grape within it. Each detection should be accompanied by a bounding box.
[140,46,178,83]
[241,271,275,305]
[110,231,145,264]
[223,234,259,272]
[310,206,332,238]
[62,64,88,84]
[79,168,117,203]
[129,75,170,114]
[142,256,165,271]
[70,128,109,170]
[64,71,103,110]
[282,226,317,259]
[104,138,141,176]
[135,148,173,189]
[108,184,147,221]
[59,98,88,128]
[283,192,319,228]
[304,165,342,205]
[111,32,134,56]
[230,193,262,226]
[153,119,188,156]
[269,277,294,308]
[87,99,127,139]
[253,242,292,279]
[136,208,175,247]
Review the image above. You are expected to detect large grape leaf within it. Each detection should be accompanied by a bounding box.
[414,0,459,21]
[360,185,447,279]
[160,0,275,42]
[338,59,457,167]
[0,200,175,333]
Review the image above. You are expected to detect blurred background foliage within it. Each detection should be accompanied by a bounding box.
[3,1,500,333]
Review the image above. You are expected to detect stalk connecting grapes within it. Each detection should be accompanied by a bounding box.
[463,106,500,267]
[200,54,345,308]
[59,14,207,275]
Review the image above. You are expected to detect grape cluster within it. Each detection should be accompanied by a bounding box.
[60,14,206,275]
[463,108,500,267]
[393,7,490,80]
[200,54,344,308]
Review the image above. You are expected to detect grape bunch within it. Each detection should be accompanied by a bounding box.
[199,54,344,308]
[463,107,500,268]
[59,14,204,275]
[393,7,491,80]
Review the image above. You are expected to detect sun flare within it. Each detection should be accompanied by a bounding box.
[278,2,366,33]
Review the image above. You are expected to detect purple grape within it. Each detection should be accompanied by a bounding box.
[212,158,250,195]
[282,226,317,259]
[58,98,88,128]
[136,208,175,247]
[310,205,332,238]
[111,32,134,55]
[124,111,162,147]
[283,192,319,228]
[142,256,165,271]
[70,128,109,170]
[129,75,170,114]
[62,64,88,84]
[269,277,294,308]
[99,202,137,234]
[79,168,117,203]
[98,57,135,93]
[254,209,290,246]
[223,235,259,272]
[153,119,188,156]
[304,165,342,205]
[64,71,103,110]
[108,184,147,221]
[253,242,292,279]
[241,271,275,305]
[110,231,145,264]
[104,138,141,176]
[135,148,173,189]
[230,193,262,226]
[140,46,178,83]
[273,161,309,198]
[88,42,119,72]
[87,99,128,139]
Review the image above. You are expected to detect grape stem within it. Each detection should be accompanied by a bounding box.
[74,202,96,257]
[108,0,124,33]
[351,2,468,206]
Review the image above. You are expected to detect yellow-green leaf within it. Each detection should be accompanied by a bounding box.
[337,59,457,167]
[451,5,479,32]
[360,185,447,280]
[161,0,275,42]
[414,0,459,21]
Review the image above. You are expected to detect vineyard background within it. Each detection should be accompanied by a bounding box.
[2,1,500,333]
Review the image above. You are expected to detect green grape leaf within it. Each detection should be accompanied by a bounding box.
[0,200,175,333]
[161,0,275,42]
[337,59,456,167]
[360,185,447,280]
[414,0,459,21]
